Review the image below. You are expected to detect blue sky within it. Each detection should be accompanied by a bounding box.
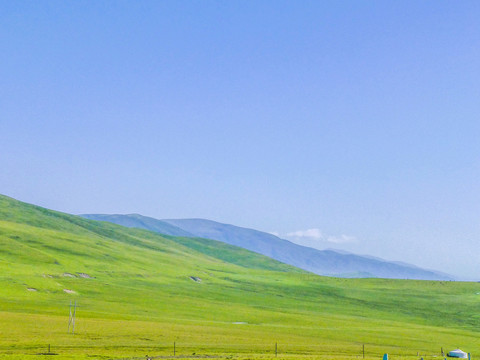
[1,1,479,279]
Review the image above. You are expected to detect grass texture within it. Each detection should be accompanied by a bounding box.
[1,194,480,360]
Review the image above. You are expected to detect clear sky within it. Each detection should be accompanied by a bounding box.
[1,1,479,279]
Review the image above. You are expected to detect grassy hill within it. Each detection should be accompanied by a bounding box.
[1,194,480,360]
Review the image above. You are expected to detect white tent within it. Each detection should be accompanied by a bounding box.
[448,349,468,358]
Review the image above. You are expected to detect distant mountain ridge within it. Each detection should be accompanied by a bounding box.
[81,213,194,237]
[81,214,454,280]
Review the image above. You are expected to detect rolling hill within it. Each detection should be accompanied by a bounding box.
[2,194,479,360]
[82,214,452,280]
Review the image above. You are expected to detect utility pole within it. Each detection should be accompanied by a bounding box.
[68,300,77,334]
[68,301,72,333]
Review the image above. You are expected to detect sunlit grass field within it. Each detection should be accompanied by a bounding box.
[1,194,480,360]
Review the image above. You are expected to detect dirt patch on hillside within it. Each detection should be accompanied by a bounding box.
[77,273,94,278]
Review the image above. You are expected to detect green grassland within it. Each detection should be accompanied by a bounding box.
[1,194,480,360]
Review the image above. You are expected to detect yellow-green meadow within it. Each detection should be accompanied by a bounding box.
[1,195,479,360]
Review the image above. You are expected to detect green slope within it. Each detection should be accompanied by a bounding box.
[1,194,480,360]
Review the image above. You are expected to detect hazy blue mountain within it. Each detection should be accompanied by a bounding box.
[81,214,453,280]
[162,219,453,280]
[80,214,194,237]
